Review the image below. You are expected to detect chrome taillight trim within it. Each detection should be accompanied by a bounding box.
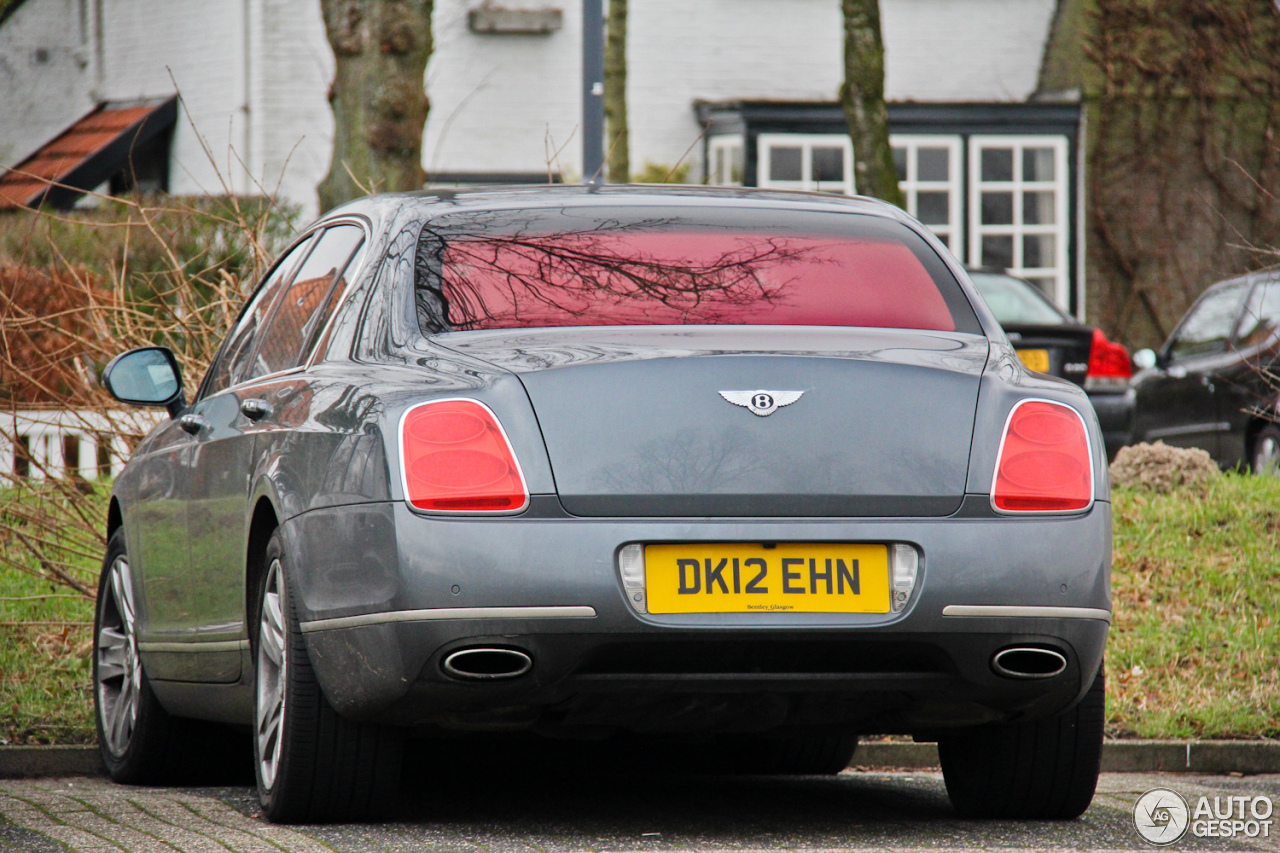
[397,397,531,516]
[988,397,1096,516]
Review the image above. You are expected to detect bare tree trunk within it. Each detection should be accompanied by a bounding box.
[839,0,903,206]
[604,0,629,182]
[318,0,433,212]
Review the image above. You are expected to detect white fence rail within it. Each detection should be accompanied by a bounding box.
[1,410,162,481]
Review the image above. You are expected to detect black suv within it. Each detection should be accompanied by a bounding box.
[1131,268,1280,472]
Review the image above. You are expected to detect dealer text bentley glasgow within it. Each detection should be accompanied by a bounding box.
[96,186,1111,823]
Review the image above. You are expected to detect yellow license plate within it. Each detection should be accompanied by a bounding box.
[644,543,890,614]
[1016,348,1050,373]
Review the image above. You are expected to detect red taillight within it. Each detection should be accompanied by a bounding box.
[400,399,528,513]
[992,400,1093,513]
[1084,328,1131,391]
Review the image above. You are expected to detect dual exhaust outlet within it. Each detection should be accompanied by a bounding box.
[442,645,1065,682]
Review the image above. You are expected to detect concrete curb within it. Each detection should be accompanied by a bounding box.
[854,739,1280,774]
[0,746,105,778]
[3,740,1278,779]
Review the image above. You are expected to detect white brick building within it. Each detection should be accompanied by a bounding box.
[0,0,332,213]
[0,0,1082,311]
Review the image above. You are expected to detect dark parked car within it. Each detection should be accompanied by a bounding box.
[968,270,1133,459]
[96,186,1110,824]
[1130,268,1280,472]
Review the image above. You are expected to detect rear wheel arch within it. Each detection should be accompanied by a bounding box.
[107,498,123,540]
[1247,416,1265,451]
[245,498,280,644]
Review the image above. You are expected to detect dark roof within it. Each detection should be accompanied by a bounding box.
[0,96,177,210]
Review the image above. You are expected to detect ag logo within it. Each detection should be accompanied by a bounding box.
[1134,788,1190,845]
[719,390,804,417]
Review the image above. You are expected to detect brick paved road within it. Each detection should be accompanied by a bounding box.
[2,766,1278,852]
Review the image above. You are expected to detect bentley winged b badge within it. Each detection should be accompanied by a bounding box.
[719,390,804,417]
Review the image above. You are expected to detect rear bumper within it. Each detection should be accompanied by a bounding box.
[284,499,1111,736]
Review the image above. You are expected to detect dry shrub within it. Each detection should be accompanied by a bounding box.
[0,263,119,406]
[1109,441,1220,493]
[1,195,296,600]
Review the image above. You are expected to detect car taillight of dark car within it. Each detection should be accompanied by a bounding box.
[1083,328,1131,392]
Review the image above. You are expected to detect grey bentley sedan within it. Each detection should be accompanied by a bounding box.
[96,186,1110,823]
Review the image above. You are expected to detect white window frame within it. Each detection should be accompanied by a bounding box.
[889,134,962,254]
[968,135,1070,308]
[707,135,744,187]
[757,134,854,195]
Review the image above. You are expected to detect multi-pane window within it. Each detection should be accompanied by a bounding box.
[707,136,744,187]
[891,135,962,254]
[757,134,853,195]
[969,136,1068,304]
[749,130,1073,311]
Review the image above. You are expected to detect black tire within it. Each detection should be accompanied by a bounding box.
[702,733,858,775]
[94,529,195,783]
[1251,424,1280,475]
[253,529,403,824]
[938,665,1105,819]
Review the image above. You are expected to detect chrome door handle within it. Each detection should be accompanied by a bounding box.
[178,413,206,435]
[240,398,271,421]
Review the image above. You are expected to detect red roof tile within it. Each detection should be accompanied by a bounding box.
[0,100,175,210]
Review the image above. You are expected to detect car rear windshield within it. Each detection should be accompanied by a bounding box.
[968,271,1067,326]
[413,205,981,335]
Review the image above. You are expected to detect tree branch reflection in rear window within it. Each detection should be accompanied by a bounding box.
[413,208,979,335]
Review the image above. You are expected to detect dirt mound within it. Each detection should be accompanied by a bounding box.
[1108,441,1219,493]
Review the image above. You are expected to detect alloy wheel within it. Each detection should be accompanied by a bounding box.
[256,558,288,790]
[1255,434,1280,475]
[96,555,141,757]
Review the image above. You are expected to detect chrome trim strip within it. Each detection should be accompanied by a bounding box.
[137,639,249,653]
[1148,422,1231,439]
[303,217,373,371]
[942,605,1112,622]
[300,605,598,633]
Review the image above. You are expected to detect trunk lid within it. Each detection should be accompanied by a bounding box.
[435,326,990,517]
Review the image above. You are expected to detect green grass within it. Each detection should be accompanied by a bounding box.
[1,482,104,745]
[0,566,96,745]
[1,474,1278,744]
[1106,473,1280,739]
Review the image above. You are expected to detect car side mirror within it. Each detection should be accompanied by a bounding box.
[101,347,187,418]
[1132,348,1158,371]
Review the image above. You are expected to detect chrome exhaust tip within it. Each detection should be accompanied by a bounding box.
[442,648,533,680]
[991,647,1068,680]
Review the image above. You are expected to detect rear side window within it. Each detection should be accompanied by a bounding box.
[414,207,980,335]
[252,224,365,378]
[201,234,315,397]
